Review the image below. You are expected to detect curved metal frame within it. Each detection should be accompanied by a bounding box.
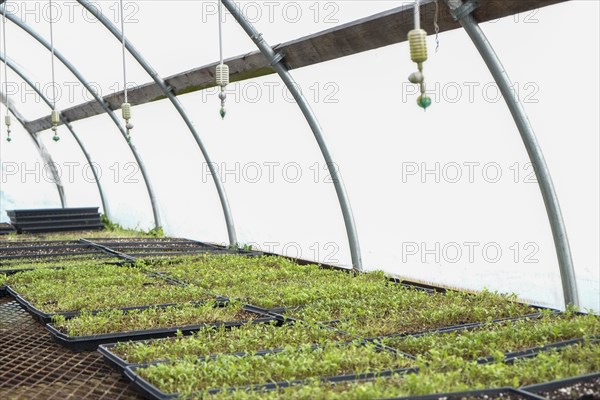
[0,52,110,219]
[1,93,66,207]
[2,7,162,229]
[77,0,237,246]
[0,2,579,303]
[221,0,363,272]
[446,0,579,307]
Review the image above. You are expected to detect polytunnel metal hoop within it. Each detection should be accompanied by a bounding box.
[221,0,363,272]
[0,95,66,207]
[2,6,162,229]
[76,0,238,246]
[445,0,579,308]
[0,52,110,219]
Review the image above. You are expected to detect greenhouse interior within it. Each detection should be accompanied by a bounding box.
[0,0,598,399]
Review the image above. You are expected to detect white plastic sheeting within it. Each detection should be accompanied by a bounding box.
[0,1,597,312]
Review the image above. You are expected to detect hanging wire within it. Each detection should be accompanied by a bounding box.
[49,0,57,110]
[2,3,12,142]
[120,0,128,104]
[216,0,229,119]
[119,0,132,141]
[434,0,440,52]
[49,0,60,141]
[218,0,224,66]
[2,5,8,111]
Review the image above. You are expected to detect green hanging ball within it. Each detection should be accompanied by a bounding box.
[220,107,226,119]
[53,135,60,142]
[417,94,432,110]
[6,136,11,143]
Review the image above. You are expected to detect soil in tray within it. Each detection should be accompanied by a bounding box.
[51,301,257,337]
[380,311,600,361]
[110,321,349,365]
[132,341,414,396]
[5,264,213,313]
[537,377,600,400]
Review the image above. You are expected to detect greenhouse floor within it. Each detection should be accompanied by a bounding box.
[0,297,140,399]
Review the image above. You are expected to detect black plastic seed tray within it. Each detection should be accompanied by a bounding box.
[126,366,419,400]
[13,217,101,228]
[0,241,91,251]
[6,285,66,324]
[79,238,138,262]
[7,207,100,218]
[381,387,547,400]
[92,240,215,249]
[523,372,600,398]
[0,265,60,276]
[123,340,417,400]
[364,312,553,345]
[99,335,335,375]
[0,239,90,247]
[84,238,263,257]
[99,327,403,375]
[0,250,109,261]
[0,258,126,276]
[502,336,599,364]
[5,283,225,324]
[46,306,276,352]
[8,207,102,233]
[0,222,16,234]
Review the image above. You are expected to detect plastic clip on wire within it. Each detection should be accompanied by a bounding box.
[122,102,133,141]
[5,114,10,142]
[408,0,431,110]
[51,109,60,141]
[216,64,229,119]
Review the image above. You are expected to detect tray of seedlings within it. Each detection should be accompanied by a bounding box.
[191,341,599,399]
[123,339,417,399]
[2,263,230,323]
[0,274,6,297]
[279,283,543,338]
[0,255,126,276]
[0,253,118,271]
[523,372,600,400]
[375,309,600,365]
[144,255,432,313]
[82,238,262,259]
[47,300,275,352]
[0,240,104,260]
[98,320,351,374]
[143,254,555,333]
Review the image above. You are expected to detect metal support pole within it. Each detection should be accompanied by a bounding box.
[0,52,110,219]
[446,0,579,307]
[1,94,66,207]
[77,0,237,245]
[3,7,162,229]
[221,0,363,271]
